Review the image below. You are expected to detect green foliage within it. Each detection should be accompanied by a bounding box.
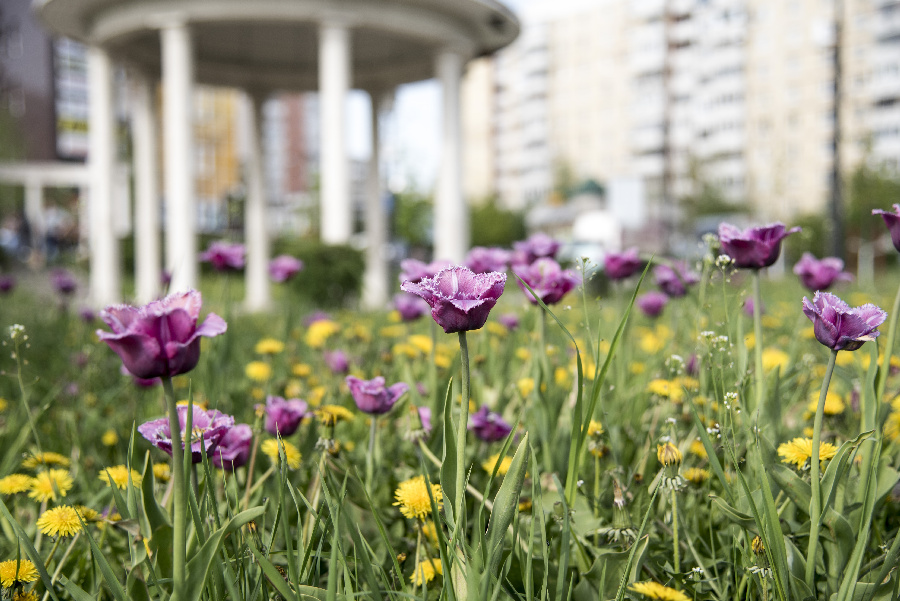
[470,198,527,248]
[392,190,433,249]
[273,237,364,306]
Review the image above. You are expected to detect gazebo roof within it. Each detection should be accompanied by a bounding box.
[34,0,519,91]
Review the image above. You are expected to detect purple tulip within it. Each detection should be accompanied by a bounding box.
[512,233,561,265]
[199,241,245,271]
[269,255,304,282]
[260,395,309,436]
[604,248,643,280]
[744,297,765,317]
[468,405,513,442]
[401,265,507,334]
[393,293,428,322]
[79,308,96,323]
[514,258,579,305]
[303,311,332,326]
[346,375,409,415]
[653,262,699,297]
[0,275,15,294]
[51,268,77,296]
[636,291,669,317]
[498,313,520,331]
[718,223,801,269]
[211,424,253,470]
[138,405,234,463]
[97,290,227,379]
[793,252,854,292]
[417,406,433,437]
[873,205,900,252]
[802,291,887,352]
[466,247,511,274]
[324,349,350,374]
[685,354,699,376]
[399,258,452,284]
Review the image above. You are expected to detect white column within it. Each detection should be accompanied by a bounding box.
[87,45,121,305]
[318,21,352,244]
[362,89,392,309]
[244,92,271,311]
[161,22,197,292]
[434,49,467,263]
[23,178,45,260]
[131,71,161,303]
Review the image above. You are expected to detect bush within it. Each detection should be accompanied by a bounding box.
[272,237,364,307]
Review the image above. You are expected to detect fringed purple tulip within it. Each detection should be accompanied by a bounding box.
[513,258,579,305]
[468,405,513,442]
[401,265,506,334]
[653,262,699,298]
[199,241,245,271]
[604,248,643,280]
[393,293,428,322]
[211,424,253,470]
[512,232,560,265]
[802,291,887,352]
[97,290,227,379]
[138,405,234,463]
[873,204,900,252]
[269,255,304,282]
[636,291,669,317]
[793,252,853,291]
[51,268,77,296]
[260,395,309,436]
[398,258,452,284]
[346,376,409,415]
[466,246,511,274]
[324,350,350,374]
[718,222,800,269]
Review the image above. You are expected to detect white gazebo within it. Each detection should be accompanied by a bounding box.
[33,0,519,308]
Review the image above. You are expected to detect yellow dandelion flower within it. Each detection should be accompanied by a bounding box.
[98,466,142,489]
[646,379,684,403]
[583,361,597,380]
[379,325,406,338]
[392,342,419,358]
[308,386,327,407]
[284,379,303,398]
[255,338,285,355]
[777,437,838,469]
[410,559,442,586]
[482,454,513,476]
[689,440,707,459]
[515,347,531,361]
[291,363,312,377]
[36,505,83,537]
[629,581,690,601]
[434,353,452,369]
[486,322,507,337]
[21,451,70,470]
[408,335,433,354]
[152,463,171,483]
[29,469,73,502]
[304,320,340,348]
[517,377,535,398]
[421,521,439,544]
[0,559,39,587]
[75,506,99,521]
[554,367,571,387]
[394,475,442,520]
[657,442,682,466]
[317,404,354,426]
[751,535,765,555]
[639,331,664,354]
[176,397,209,410]
[518,498,533,512]
[883,412,900,442]
[677,376,700,391]
[0,398,7,412]
[587,420,603,437]
[684,467,710,484]
[387,310,402,323]
[260,439,302,469]
[245,361,273,382]
[0,474,34,495]
[598,339,612,354]
[835,352,856,367]
[13,590,39,601]
[101,430,119,446]
[806,390,845,416]
[630,362,646,374]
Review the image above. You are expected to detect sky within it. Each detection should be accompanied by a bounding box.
[376,0,597,192]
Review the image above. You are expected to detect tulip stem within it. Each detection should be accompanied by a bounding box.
[805,348,838,591]
[752,271,765,417]
[162,376,186,600]
[455,331,470,536]
[366,416,377,497]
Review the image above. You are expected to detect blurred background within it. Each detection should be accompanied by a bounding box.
[0,0,898,297]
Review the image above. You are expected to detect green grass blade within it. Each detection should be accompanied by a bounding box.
[485,433,530,574]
